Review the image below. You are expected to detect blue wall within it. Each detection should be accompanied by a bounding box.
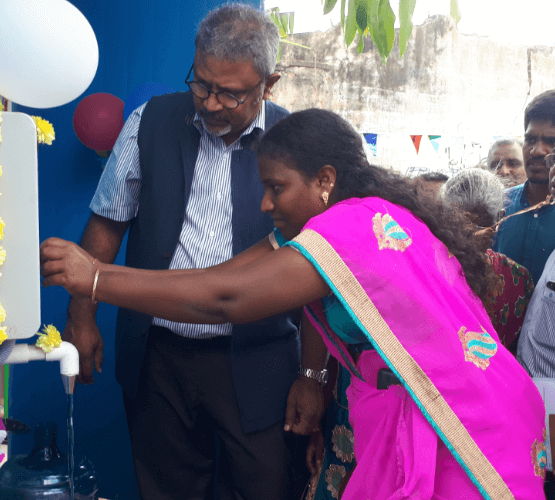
[10,1,262,499]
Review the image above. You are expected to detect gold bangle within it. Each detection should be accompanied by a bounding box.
[91,266,100,305]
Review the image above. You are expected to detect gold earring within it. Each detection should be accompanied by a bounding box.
[322,191,329,206]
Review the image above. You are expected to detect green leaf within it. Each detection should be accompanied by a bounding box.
[289,12,294,34]
[277,42,282,64]
[450,0,461,25]
[357,27,365,53]
[365,0,384,58]
[355,0,367,31]
[398,0,416,57]
[367,0,396,63]
[324,0,339,15]
[279,13,290,35]
[344,0,358,47]
[341,0,346,31]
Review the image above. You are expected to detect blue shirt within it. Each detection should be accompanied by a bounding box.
[503,182,529,216]
[492,181,555,285]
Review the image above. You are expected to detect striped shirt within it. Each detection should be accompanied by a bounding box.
[90,101,266,338]
[517,248,555,377]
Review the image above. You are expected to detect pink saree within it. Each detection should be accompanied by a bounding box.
[285,198,546,500]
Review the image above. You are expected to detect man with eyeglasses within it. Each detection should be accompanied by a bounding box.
[492,90,555,285]
[62,4,311,500]
[486,138,527,188]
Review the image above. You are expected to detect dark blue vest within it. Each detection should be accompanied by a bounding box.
[115,92,300,432]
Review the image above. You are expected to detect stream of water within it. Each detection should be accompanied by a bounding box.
[68,394,74,500]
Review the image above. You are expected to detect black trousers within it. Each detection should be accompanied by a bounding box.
[122,326,300,500]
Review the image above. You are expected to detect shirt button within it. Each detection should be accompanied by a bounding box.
[209,231,215,237]
[534,213,538,218]
[163,252,172,259]
[217,192,222,200]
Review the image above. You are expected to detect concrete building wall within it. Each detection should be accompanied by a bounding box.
[272,16,555,172]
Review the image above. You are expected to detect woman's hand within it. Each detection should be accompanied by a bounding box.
[40,237,98,297]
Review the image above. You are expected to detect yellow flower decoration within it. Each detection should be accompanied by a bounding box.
[0,327,7,345]
[36,324,62,353]
[0,165,3,177]
[0,303,6,324]
[31,116,55,145]
[0,246,5,266]
[0,216,5,240]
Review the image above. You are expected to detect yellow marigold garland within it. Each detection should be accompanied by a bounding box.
[35,324,62,353]
[31,116,55,145]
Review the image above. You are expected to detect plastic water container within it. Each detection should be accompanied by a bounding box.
[0,422,98,499]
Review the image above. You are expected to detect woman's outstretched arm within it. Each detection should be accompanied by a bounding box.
[40,237,330,325]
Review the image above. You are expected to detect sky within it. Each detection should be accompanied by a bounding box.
[263,0,555,47]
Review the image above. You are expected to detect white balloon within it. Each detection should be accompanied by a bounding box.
[0,0,99,109]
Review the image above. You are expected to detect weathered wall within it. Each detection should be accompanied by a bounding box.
[272,16,555,171]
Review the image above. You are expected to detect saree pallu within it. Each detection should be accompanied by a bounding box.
[285,197,546,500]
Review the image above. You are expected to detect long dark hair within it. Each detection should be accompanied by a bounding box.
[258,108,496,306]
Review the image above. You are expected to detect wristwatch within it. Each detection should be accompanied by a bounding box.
[299,366,329,386]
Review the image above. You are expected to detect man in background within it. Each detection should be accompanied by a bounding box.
[415,171,449,199]
[486,138,527,187]
[492,90,555,284]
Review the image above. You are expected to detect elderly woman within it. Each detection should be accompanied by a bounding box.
[441,168,535,354]
[41,109,546,499]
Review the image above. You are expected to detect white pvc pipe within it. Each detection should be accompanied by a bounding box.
[45,342,80,377]
[3,341,79,377]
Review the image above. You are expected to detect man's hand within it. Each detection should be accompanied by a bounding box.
[40,237,97,296]
[284,376,325,435]
[62,315,103,385]
[306,430,324,476]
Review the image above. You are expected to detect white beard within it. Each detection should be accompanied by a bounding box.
[201,118,232,137]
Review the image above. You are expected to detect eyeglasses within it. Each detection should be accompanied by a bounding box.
[491,159,523,172]
[184,64,264,110]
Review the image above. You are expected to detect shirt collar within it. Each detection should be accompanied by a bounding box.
[519,180,531,208]
[193,102,266,142]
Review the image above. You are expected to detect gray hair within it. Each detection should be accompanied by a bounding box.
[486,138,523,170]
[195,3,280,78]
[440,168,507,225]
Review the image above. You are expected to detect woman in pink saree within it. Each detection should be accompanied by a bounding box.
[40,109,546,499]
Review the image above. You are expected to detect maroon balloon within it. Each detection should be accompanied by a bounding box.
[73,93,124,151]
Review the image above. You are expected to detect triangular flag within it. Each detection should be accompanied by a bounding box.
[410,135,422,154]
[428,135,441,153]
[364,133,377,157]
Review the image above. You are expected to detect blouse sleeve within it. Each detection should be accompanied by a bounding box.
[269,228,289,249]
